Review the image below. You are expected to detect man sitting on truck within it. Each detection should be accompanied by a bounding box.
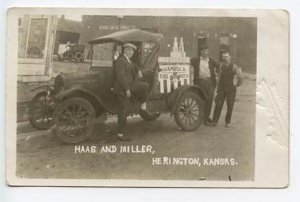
[114,43,149,141]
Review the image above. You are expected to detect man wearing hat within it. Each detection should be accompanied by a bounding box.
[191,45,219,125]
[114,43,149,141]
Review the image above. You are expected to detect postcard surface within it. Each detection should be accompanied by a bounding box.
[6,8,289,187]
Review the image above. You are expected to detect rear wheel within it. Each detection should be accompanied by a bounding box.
[53,97,96,144]
[174,92,204,131]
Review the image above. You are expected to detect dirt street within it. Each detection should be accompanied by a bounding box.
[16,73,256,181]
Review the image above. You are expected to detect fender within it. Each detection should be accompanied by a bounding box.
[168,84,207,114]
[31,84,54,94]
[55,85,113,114]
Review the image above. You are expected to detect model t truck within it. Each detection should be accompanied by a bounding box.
[28,29,207,144]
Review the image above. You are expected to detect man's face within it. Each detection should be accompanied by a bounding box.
[200,48,209,58]
[124,47,135,58]
[222,53,231,63]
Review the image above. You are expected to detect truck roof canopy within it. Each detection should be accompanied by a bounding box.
[89,29,163,44]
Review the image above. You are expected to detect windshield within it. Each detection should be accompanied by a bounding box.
[143,42,156,60]
[92,42,114,67]
[142,42,159,71]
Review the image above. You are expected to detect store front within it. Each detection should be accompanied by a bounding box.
[18,15,57,82]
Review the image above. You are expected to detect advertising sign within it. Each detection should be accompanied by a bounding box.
[158,64,190,93]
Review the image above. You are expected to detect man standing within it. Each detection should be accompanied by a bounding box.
[211,51,243,127]
[114,43,149,141]
[191,45,219,125]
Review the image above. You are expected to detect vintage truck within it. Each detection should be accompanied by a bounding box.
[28,29,207,143]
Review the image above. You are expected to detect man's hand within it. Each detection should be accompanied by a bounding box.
[233,65,243,87]
[126,89,131,98]
[233,65,241,74]
[137,70,143,79]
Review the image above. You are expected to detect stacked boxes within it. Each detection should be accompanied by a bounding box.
[158,37,191,93]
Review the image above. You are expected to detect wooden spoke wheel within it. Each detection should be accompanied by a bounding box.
[28,91,54,130]
[53,98,96,144]
[174,92,204,131]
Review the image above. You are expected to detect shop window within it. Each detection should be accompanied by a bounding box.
[18,16,49,61]
[26,18,48,59]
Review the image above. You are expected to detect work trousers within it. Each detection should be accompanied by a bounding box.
[117,80,149,134]
[195,78,215,123]
[212,88,237,124]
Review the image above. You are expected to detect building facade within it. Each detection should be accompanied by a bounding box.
[80,16,257,73]
[18,15,57,82]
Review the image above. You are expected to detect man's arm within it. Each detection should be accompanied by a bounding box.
[210,58,220,74]
[190,58,198,83]
[233,64,243,87]
[133,63,143,78]
[209,58,220,87]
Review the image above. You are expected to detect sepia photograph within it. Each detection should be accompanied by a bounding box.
[6,8,289,187]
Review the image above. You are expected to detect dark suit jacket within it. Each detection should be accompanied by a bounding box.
[114,55,140,95]
[191,57,219,88]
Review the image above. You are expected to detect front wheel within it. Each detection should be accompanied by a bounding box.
[174,92,204,131]
[53,97,96,144]
[28,91,54,130]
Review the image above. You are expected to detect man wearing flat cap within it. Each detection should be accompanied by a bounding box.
[191,45,219,125]
[114,43,149,141]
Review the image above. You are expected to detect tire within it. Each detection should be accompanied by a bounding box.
[174,92,204,131]
[75,52,83,62]
[53,97,96,144]
[28,91,54,130]
[139,109,161,121]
